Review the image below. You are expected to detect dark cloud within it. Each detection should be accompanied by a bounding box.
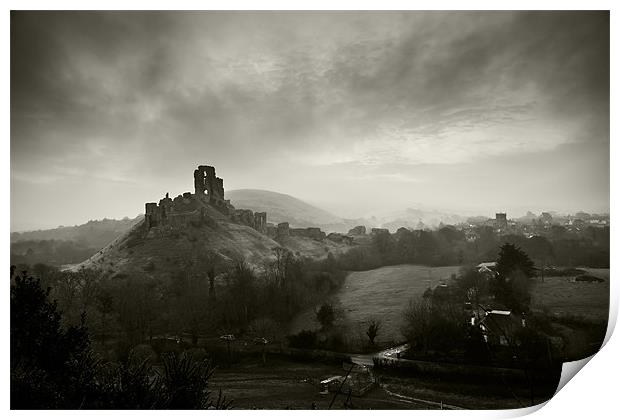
[10,11,609,230]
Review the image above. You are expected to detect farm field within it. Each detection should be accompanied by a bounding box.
[531,268,610,322]
[289,264,462,343]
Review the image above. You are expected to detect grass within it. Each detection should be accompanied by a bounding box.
[209,356,557,409]
[531,268,610,322]
[289,264,610,356]
[289,264,462,343]
[529,268,609,360]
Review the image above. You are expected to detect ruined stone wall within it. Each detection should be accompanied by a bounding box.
[145,202,161,229]
[327,232,354,245]
[254,212,267,233]
[277,222,290,237]
[290,227,326,241]
[195,165,225,203]
[265,223,277,238]
[233,209,255,228]
[145,190,207,230]
[166,208,207,229]
[371,228,390,235]
[348,225,366,236]
[172,192,200,213]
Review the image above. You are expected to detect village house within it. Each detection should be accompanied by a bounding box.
[478,310,526,347]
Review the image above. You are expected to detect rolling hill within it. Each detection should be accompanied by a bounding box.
[10,216,143,249]
[228,190,468,232]
[10,216,144,267]
[227,189,362,233]
[70,197,355,277]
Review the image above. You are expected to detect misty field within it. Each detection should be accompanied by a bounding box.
[531,268,610,322]
[289,264,462,343]
[289,265,610,350]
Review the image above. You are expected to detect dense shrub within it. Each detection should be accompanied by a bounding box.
[401,298,467,355]
[315,303,336,329]
[10,266,231,409]
[287,330,317,349]
[11,267,99,408]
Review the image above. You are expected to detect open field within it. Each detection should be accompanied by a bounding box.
[290,264,462,342]
[290,264,610,354]
[531,268,610,322]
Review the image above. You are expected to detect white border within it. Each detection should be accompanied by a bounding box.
[3,2,616,419]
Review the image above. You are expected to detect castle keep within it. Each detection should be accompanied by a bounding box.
[145,165,267,233]
[194,165,227,209]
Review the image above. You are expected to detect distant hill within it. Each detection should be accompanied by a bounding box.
[227,189,470,233]
[227,189,362,233]
[10,216,143,249]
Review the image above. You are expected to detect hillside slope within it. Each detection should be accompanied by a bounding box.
[227,189,362,233]
[72,203,354,277]
[11,216,142,249]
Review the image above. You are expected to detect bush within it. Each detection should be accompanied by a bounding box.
[401,298,466,355]
[10,266,231,409]
[315,303,336,329]
[365,318,382,345]
[143,261,155,272]
[131,344,158,365]
[247,317,282,343]
[325,329,348,352]
[287,330,317,349]
[11,268,99,409]
[158,352,216,409]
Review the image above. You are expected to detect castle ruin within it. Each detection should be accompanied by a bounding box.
[146,165,259,231]
[194,165,227,209]
[144,165,329,242]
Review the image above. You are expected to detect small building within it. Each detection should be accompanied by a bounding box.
[479,310,526,346]
[476,262,497,278]
[495,213,508,230]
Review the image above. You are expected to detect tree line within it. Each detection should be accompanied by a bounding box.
[10,266,232,409]
[400,243,571,367]
[11,239,101,266]
[12,245,346,351]
[332,225,609,272]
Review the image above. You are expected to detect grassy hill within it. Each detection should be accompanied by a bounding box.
[289,264,462,343]
[10,216,142,249]
[227,189,468,233]
[71,205,354,277]
[227,189,363,233]
[10,216,144,267]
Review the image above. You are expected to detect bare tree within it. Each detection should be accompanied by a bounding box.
[365,318,382,345]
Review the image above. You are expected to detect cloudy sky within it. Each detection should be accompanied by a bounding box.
[11,11,609,231]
